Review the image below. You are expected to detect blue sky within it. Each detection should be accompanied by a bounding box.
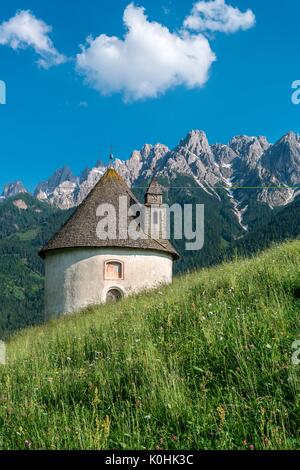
[0,0,299,192]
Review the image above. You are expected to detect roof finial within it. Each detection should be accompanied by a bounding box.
[109,146,115,168]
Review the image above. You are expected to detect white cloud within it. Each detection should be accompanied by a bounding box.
[76,3,216,102]
[0,10,67,68]
[184,0,255,34]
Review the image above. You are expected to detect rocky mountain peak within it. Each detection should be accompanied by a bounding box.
[272,131,300,150]
[130,150,143,163]
[34,166,78,209]
[162,130,221,190]
[76,164,106,206]
[273,131,300,150]
[177,130,211,157]
[261,132,300,186]
[2,181,28,199]
[140,144,153,159]
[257,135,271,150]
[281,131,299,141]
[35,166,77,197]
[79,167,91,183]
[229,135,270,169]
[49,165,76,185]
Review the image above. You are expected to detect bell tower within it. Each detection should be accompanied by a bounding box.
[145,177,163,206]
[145,177,166,240]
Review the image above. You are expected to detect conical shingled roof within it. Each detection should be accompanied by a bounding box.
[39,168,179,259]
[146,177,163,196]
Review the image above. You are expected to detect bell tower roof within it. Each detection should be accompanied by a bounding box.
[146,177,163,196]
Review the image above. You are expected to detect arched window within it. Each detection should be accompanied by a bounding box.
[104,261,124,280]
[106,288,123,303]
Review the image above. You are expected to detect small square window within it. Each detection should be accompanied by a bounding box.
[105,261,123,280]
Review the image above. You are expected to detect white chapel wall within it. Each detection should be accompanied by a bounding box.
[44,247,173,318]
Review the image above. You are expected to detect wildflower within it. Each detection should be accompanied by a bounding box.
[103,416,111,437]
[94,416,101,448]
[144,415,151,420]
[92,387,101,407]
[249,444,255,450]
[217,405,226,425]
[24,440,32,449]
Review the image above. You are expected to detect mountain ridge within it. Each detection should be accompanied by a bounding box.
[2,130,300,232]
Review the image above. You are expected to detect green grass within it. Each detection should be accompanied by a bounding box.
[1,240,300,450]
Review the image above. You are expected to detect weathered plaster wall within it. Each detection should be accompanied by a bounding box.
[44,247,173,319]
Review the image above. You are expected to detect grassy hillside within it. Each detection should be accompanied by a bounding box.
[2,183,300,338]
[1,240,300,450]
[0,194,71,338]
